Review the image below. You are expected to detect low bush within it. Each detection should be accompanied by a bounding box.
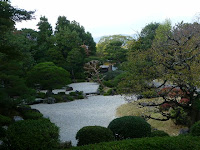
[66,95,74,101]
[142,90,158,98]
[70,136,200,150]
[190,120,200,136]
[58,92,66,95]
[108,116,151,140]
[0,114,12,126]
[103,80,114,88]
[76,126,115,146]
[69,92,78,96]
[5,119,59,150]
[23,111,43,120]
[77,95,84,99]
[104,89,113,96]
[36,92,46,99]
[151,130,169,137]
[52,94,63,102]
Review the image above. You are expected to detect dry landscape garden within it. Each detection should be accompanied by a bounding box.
[1,0,200,150]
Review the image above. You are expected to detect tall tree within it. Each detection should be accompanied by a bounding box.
[119,21,200,126]
[0,0,35,113]
[35,16,53,62]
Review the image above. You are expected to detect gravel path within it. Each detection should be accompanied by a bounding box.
[31,83,126,145]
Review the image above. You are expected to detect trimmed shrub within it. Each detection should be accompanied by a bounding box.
[69,92,78,96]
[52,94,63,102]
[36,92,46,99]
[0,114,12,126]
[77,95,84,99]
[76,126,115,146]
[70,136,200,150]
[23,111,43,120]
[103,80,114,88]
[5,119,59,150]
[104,89,113,96]
[108,116,151,140]
[190,120,200,136]
[151,130,169,137]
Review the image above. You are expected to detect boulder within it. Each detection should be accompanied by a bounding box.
[13,116,24,122]
[43,97,56,104]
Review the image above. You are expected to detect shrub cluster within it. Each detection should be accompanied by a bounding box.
[5,119,59,150]
[190,120,200,136]
[150,130,169,137]
[108,116,151,140]
[70,136,200,150]
[76,126,115,146]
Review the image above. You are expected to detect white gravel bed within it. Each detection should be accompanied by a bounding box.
[31,95,126,146]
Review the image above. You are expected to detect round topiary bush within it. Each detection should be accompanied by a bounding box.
[6,119,59,150]
[76,126,115,146]
[108,116,151,140]
[190,120,200,136]
[151,130,169,137]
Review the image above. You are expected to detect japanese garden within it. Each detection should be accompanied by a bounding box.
[1,0,200,149]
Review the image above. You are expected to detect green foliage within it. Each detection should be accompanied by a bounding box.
[36,92,46,99]
[76,126,115,146]
[150,130,169,137]
[104,89,113,96]
[23,111,43,120]
[142,89,158,98]
[5,119,59,150]
[27,62,71,90]
[190,120,200,136]
[0,114,12,126]
[108,116,151,140]
[104,70,124,81]
[170,107,188,125]
[70,136,200,150]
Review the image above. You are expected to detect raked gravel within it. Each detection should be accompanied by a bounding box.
[31,82,126,146]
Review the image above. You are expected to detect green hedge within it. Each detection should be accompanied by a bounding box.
[70,136,200,150]
[151,130,169,137]
[190,120,200,136]
[76,126,115,146]
[5,119,59,150]
[108,116,151,140]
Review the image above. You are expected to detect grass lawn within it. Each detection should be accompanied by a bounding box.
[116,97,187,136]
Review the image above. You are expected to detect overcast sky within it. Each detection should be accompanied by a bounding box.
[12,0,200,39]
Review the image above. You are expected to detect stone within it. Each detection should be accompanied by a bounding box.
[13,116,24,122]
[179,128,189,135]
[66,86,73,91]
[44,97,56,104]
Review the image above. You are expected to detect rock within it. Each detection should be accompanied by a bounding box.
[136,95,143,100]
[66,86,73,91]
[13,116,24,122]
[44,97,56,104]
[179,128,189,135]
